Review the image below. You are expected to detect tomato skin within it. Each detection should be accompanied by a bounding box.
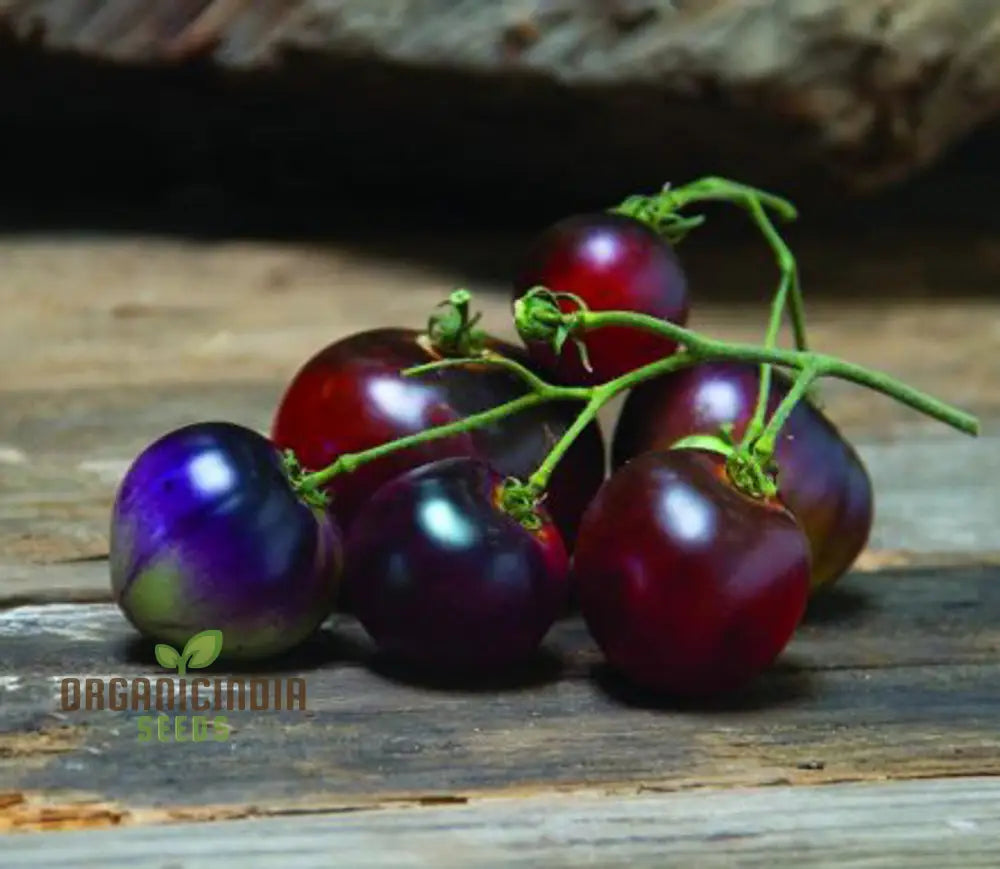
[272,327,605,549]
[513,213,689,385]
[574,449,811,696]
[345,458,569,675]
[612,362,874,591]
[110,422,342,660]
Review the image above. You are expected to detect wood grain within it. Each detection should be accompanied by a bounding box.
[2,392,995,576]
[2,234,998,413]
[1,234,998,856]
[0,560,109,607]
[1,566,998,821]
[1,235,996,571]
[5,777,1000,867]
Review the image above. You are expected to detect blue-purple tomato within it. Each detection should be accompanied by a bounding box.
[110,421,342,660]
[345,457,569,675]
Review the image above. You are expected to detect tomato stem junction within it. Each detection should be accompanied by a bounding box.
[612,176,808,356]
[426,288,487,357]
[292,288,978,509]
[613,177,812,463]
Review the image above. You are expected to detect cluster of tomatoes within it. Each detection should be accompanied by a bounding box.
[110,188,877,699]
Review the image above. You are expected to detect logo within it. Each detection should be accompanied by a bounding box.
[153,629,223,676]
[59,629,308,744]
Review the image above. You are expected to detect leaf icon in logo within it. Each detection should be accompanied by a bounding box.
[182,629,224,670]
[154,643,181,671]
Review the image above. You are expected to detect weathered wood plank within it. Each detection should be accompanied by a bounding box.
[0,382,282,564]
[0,567,998,819]
[1,235,996,572]
[5,777,1000,867]
[0,561,109,607]
[1,368,996,573]
[860,436,1000,554]
[0,163,997,858]
[1,233,999,392]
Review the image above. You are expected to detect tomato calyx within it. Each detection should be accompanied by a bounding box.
[513,287,594,373]
[726,452,779,501]
[670,428,779,501]
[282,449,330,511]
[495,477,545,532]
[426,289,488,358]
[611,185,707,245]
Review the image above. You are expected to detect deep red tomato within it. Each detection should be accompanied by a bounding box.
[513,212,689,385]
[612,361,873,591]
[574,448,811,696]
[272,328,605,549]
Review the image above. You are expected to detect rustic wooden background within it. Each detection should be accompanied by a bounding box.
[1,219,998,865]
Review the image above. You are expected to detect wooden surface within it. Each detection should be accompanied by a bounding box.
[1,232,998,863]
[2,565,1000,814]
[5,777,1000,868]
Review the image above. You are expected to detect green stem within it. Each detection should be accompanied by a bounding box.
[752,364,821,462]
[614,176,809,451]
[526,394,606,494]
[739,197,807,449]
[294,294,978,512]
[297,391,578,492]
[570,310,978,436]
[613,176,798,244]
[521,350,693,492]
[743,194,807,352]
[404,352,558,396]
[741,268,788,450]
[613,177,807,348]
[515,303,976,500]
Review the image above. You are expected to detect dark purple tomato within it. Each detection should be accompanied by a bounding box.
[612,362,874,592]
[110,422,342,660]
[271,328,605,548]
[513,213,689,385]
[345,457,569,675]
[574,449,810,696]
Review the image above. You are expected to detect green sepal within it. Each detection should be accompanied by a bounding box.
[497,477,543,531]
[426,288,487,357]
[669,433,736,459]
[573,337,594,373]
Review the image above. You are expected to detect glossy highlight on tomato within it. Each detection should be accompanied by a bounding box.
[110,422,342,660]
[612,362,874,591]
[271,328,605,547]
[574,449,810,696]
[344,457,569,675]
[513,212,689,385]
